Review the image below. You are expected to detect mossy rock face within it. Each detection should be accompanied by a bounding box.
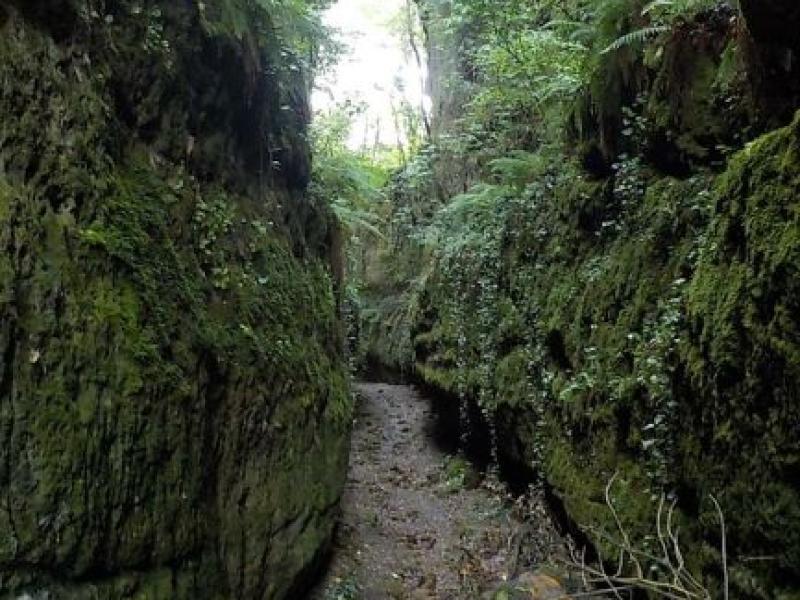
[680,112,800,591]
[738,0,800,129]
[644,7,754,173]
[571,5,797,174]
[406,109,800,596]
[0,2,351,598]
[376,5,800,597]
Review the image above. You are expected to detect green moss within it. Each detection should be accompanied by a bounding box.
[493,349,529,408]
[0,1,351,597]
[681,112,800,584]
[404,113,800,594]
[545,436,663,559]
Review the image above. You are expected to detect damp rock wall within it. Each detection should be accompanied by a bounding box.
[0,1,352,598]
[366,2,800,597]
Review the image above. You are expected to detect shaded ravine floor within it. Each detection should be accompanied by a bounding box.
[311,382,572,599]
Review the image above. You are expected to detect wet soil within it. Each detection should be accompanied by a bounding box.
[311,382,568,599]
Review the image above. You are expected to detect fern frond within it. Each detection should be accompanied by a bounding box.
[601,25,669,54]
[642,0,675,16]
[441,184,510,221]
[489,151,541,188]
[332,203,385,240]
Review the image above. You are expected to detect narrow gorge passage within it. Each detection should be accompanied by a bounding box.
[313,383,569,600]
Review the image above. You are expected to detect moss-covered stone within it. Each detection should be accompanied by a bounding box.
[643,7,754,172]
[407,117,800,595]
[680,112,800,594]
[360,2,800,597]
[0,1,351,598]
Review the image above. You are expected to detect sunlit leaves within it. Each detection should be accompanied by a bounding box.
[309,104,391,240]
[469,29,588,122]
[436,0,592,153]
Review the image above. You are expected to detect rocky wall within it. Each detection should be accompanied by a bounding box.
[0,1,352,598]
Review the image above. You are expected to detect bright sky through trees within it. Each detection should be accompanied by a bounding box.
[312,0,430,150]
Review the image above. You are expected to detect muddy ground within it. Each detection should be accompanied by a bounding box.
[311,383,575,599]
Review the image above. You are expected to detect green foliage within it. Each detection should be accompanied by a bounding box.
[438,184,509,232]
[642,0,722,22]
[309,103,392,241]
[439,0,591,152]
[343,0,800,596]
[441,455,479,491]
[309,102,400,368]
[259,0,341,73]
[601,24,670,54]
[488,150,546,190]
[200,0,340,77]
[468,29,588,144]
[600,0,719,54]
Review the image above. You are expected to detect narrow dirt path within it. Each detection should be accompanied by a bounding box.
[312,382,568,599]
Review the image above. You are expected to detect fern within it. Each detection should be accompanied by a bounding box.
[488,150,542,189]
[642,0,677,15]
[600,0,718,55]
[642,0,718,17]
[331,202,385,240]
[601,25,669,54]
[545,19,597,44]
[435,184,512,239]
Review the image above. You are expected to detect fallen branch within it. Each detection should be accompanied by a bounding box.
[563,474,730,599]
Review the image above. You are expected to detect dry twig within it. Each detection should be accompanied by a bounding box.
[563,473,730,599]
